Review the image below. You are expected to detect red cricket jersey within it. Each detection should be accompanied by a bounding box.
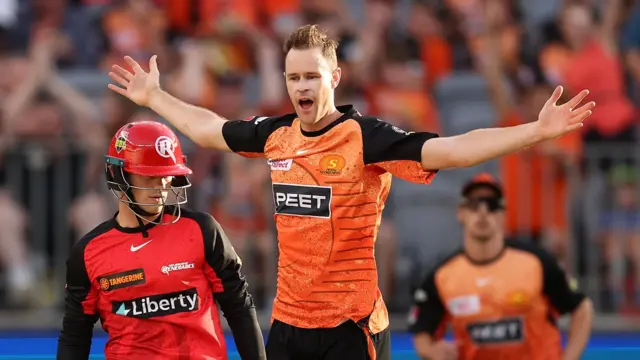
[57,208,265,360]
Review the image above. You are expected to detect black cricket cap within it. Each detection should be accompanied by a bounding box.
[461,173,504,199]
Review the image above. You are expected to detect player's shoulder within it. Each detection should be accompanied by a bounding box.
[349,111,415,135]
[506,240,558,267]
[244,113,297,131]
[177,207,218,229]
[71,219,118,260]
[180,207,221,234]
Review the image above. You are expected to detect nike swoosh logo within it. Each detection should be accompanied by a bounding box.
[130,240,152,252]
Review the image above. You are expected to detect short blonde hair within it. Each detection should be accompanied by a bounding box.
[283,24,339,67]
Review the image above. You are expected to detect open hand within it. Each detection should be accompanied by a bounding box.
[536,86,595,140]
[108,56,160,107]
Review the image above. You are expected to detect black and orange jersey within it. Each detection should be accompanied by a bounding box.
[408,241,586,360]
[222,105,439,333]
[57,208,264,360]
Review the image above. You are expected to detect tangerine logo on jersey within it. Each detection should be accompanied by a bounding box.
[319,155,346,176]
[98,268,146,292]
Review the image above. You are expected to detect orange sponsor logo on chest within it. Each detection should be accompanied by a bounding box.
[319,155,346,176]
[506,290,531,306]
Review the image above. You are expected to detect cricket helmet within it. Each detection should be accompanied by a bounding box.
[105,121,192,225]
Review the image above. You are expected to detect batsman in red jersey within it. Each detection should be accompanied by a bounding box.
[56,121,266,360]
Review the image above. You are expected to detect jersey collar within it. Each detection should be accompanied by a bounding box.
[111,212,160,234]
[299,105,360,138]
[463,244,507,266]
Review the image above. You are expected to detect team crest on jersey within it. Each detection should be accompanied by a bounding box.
[319,155,345,176]
[114,130,129,153]
[506,290,531,306]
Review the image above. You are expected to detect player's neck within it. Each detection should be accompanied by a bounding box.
[116,206,155,229]
[302,106,341,132]
[463,235,505,264]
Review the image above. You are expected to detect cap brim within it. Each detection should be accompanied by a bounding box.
[125,164,193,177]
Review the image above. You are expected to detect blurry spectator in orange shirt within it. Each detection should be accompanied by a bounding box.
[101,0,167,72]
[406,0,453,88]
[478,0,581,263]
[163,0,261,76]
[540,0,636,154]
[368,37,440,133]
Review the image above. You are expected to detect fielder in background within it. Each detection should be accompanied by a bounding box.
[408,173,593,360]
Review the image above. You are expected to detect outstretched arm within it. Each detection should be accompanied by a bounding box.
[108,56,231,151]
[420,86,595,170]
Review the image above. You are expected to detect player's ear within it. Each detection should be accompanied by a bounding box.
[331,67,342,89]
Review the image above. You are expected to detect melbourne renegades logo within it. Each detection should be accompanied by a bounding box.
[155,136,177,164]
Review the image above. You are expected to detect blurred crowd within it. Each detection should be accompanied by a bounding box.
[1,0,640,321]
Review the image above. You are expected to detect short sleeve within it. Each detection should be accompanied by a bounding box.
[222,115,294,157]
[537,248,586,314]
[358,117,439,184]
[408,271,448,335]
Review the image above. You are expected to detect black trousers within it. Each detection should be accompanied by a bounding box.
[265,319,391,360]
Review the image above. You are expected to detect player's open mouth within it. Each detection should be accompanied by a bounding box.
[298,98,314,110]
